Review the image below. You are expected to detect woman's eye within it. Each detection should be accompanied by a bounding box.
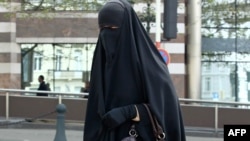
[101,26,119,29]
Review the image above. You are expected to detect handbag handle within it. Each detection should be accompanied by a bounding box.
[143,104,166,141]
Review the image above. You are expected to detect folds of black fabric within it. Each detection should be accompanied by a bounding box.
[83,0,186,141]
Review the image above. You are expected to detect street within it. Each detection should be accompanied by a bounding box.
[0,129,223,141]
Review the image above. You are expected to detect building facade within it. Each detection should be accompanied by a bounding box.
[0,0,187,98]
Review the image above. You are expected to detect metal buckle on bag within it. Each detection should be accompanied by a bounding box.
[129,125,138,137]
[157,132,166,140]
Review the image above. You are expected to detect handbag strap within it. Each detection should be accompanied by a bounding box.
[143,104,166,141]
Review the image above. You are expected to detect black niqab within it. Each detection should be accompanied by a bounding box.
[98,1,124,28]
[84,0,186,141]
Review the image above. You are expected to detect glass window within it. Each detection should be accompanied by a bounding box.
[34,52,43,71]
[236,0,250,28]
[201,62,233,101]
[21,43,95,94]
[203,62,211,72]
[202,0,236,29]
[204,77,211,91]
[56,49,62,71]
[74,50,83,71]
[236,29,250,62]
[202,0,250,102]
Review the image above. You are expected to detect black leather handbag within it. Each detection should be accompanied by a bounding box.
[121,124,138,141]
[121,104,166,141]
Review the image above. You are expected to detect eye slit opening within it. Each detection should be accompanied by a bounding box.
[100,25,119,30]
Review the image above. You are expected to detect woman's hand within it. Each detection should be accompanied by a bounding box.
[132,105,140,121]
[102,105,137,129]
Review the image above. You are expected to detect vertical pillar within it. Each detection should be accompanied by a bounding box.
[187,0,201,99]
[155,0,161,48]
[54,104,67,141]
[0,1,21,89]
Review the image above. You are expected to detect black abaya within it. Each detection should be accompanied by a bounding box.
[83,0,186,141]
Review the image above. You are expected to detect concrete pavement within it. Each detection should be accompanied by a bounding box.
[0,117,223,141]
[0,128,223,141]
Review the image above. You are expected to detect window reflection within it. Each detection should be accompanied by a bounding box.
[201,62,233,101]
[21,43,95,95]
[201,0,250,102]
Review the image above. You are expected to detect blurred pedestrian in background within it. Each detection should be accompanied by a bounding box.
[37,75,48,96]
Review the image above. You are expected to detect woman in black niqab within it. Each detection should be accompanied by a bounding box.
[83,0,186,141]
